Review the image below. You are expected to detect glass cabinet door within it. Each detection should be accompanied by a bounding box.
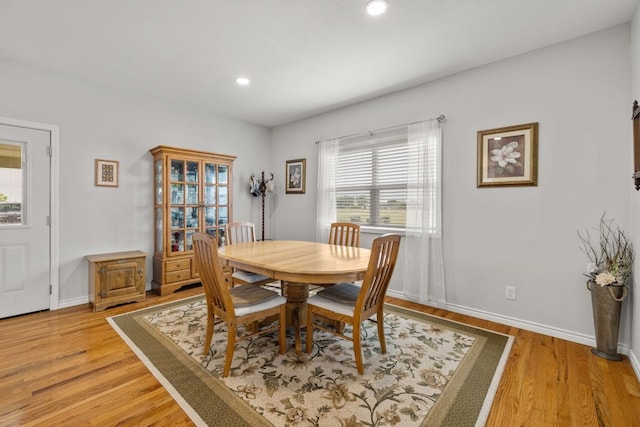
[155,160,163,205]
[154,159,163,253]
[169,159,189,254]
[203,162,228,245]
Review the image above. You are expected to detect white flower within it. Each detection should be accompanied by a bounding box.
[586,263,598,275]
[595,271,617,286]
[490,141,521,168]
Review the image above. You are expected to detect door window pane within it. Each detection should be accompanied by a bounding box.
[170,207,184,228]
[186,184,198,204]
[186,161,198,183]
[205,164,217,184]
[218,186,228,205]
[0,142,24,225]
[155,208,163,252]
[218,207,228,225]
[205,207,216,226]
[155,159,163,205]
[170,160,184,182]
[205,186,216,205]
[218,165,228,184]
[171,184,184,204]
[186,207,199,228]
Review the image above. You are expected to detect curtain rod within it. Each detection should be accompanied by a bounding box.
[315,114,445,144]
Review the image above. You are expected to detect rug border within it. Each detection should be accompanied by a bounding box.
[384,305,513,426]
[109,296,513,427]
[108,295,271,427]
[107,312,209,427]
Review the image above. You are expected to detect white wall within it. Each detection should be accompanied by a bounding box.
[629,6,640,374]
[0,60,271,304]
[270,25,633,348]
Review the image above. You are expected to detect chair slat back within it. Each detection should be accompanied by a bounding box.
[226,222,258,245]
[328,222,360,247]
[357,234,401,313]
[193,233,234,317]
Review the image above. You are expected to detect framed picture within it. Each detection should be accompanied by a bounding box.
[632,100,640,190]
[285,158,306,194]
[477,122,538,187]
[95,159,119,187]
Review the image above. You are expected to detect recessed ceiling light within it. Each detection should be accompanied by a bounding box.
[366,0,388,16]
[235,77,250,86]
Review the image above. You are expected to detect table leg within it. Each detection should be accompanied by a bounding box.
[282,281,309,355]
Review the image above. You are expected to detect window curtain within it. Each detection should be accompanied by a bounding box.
[315,138,339,242]
[403,120,446,305]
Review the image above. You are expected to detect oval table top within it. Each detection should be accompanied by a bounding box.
[218,240,371,284]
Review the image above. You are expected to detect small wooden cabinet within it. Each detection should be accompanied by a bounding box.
[150,145,235,295]
[86,250,148,311]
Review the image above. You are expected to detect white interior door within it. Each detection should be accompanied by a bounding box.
[0,124,51,318]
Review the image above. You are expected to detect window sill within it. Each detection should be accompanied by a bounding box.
[360,225,407,236]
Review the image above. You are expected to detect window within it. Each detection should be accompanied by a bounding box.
[318,120,441,241]
[335,130,409,228]
[0,142,24,225]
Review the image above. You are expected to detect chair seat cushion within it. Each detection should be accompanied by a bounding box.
[232,270,271,284]
[234,294,286,317]
[230,284,279,307]
[307,294,355,317]
[316,282,360,304]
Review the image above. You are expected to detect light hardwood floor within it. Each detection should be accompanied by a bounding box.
[1,287,639,426]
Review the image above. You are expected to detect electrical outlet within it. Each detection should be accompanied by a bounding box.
[505,286,517,300]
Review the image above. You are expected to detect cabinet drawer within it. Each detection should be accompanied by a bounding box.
[166,259,191,272]
[166,269,191,283]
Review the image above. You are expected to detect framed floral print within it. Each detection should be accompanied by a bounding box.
[95,159,119,187]
[285,158,306,194]
[477,122,538,187]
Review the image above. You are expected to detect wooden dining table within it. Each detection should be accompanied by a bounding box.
[218,240,371,354]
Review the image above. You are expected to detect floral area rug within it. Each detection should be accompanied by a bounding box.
[108,295,513,427]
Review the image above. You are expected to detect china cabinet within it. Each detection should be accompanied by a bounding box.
[150,146,235,295]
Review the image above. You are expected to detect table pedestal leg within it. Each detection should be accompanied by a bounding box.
[282,281,309,355]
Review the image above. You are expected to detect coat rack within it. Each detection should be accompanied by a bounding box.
[249,171,274,241]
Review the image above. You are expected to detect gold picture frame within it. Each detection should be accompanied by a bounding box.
[632,101,640,190]
[477,122,538,187]
[95,159,119,187]
[285,158,306,194]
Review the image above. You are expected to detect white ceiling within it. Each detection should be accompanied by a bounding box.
[0,0,637,127]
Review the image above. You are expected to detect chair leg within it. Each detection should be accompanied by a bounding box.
[377,310,386,354]
[203,311,215,355]
[353,322,364,375]
[279,306,287,355]
[223,326,236,377]
[305,308,314,354]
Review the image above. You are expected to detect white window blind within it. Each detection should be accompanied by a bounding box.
[336,130,410,228]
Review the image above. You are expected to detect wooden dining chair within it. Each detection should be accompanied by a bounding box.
[225,222,274,288]
[305,233,401,375]
[328,222,360,247]
[192,233,287,377]
[321,222,362,314]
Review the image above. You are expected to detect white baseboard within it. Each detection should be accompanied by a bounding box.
[386,289,639,380]
[58,296,89,309]
[628,349,640,380]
